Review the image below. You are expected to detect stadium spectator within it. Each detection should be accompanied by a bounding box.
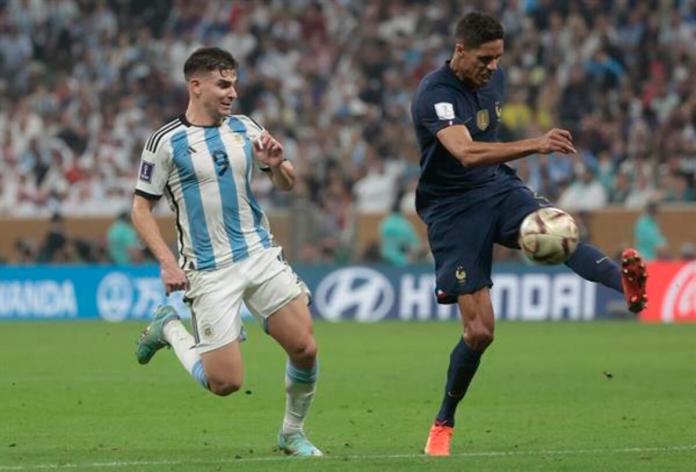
[557,164,608,211]
[634,201,668,260]
[679,242,695,261]
[36,213,68,263]
[13,238,37,263]
[0,0,693,260]
[378,198,422,267]
[609,170,631,204]
[106,210,141,264]
[661,172,696,203]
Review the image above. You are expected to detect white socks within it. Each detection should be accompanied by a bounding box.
[282,361,318,434]
[163,320,208,388]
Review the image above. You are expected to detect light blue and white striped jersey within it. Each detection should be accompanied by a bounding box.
[135,114,274,271]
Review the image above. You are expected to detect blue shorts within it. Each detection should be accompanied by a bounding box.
[425,186,550,304]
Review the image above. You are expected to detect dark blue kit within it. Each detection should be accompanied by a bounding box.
[411,62,548,303]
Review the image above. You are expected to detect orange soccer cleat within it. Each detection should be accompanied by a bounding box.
[621,248,648,313]
[424,422,454,456]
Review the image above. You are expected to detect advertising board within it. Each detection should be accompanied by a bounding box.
[0,264,627,321]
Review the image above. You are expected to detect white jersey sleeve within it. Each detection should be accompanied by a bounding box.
[135,138,172,199]
[237,114,265,141]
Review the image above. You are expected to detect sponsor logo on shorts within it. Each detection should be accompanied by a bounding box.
[455,266,467,284]
[201,323,214,339]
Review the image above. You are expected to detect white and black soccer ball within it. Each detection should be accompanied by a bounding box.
[518,208,579,265]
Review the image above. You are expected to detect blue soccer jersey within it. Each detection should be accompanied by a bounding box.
[135,114,273,271]
[411,61,525,220]
[411,61,544,300]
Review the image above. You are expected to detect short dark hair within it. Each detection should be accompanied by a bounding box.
[183,47,238,80]
[455,12,504,49]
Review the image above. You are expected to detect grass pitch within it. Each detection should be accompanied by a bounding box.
[1,321,695,471]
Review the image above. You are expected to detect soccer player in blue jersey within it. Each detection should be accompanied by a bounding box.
[411,13,648,456]
[131,47,321,457]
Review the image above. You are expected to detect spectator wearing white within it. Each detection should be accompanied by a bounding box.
[557,163,608,211]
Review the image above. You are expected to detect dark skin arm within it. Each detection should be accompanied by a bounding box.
[436,125,576,167]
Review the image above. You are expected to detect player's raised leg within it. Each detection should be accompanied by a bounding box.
[426,288,495,457]
[564,243,648,313]
[266,295,322,457]
[496,191,648,314]
[136,305,211,390]
[136,263,250,396]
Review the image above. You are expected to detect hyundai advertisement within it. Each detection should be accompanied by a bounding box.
[0,263,662,322]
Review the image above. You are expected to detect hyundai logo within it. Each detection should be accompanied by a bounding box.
[314,267,395,322]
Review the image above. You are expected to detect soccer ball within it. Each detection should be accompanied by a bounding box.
[518,208,579,265]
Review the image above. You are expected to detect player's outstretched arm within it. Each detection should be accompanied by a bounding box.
[437,125,576,167]
[131,195,189,294]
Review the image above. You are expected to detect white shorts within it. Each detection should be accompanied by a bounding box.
[183,246,310,354]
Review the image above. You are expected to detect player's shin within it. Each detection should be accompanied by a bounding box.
[435,338,482,427]
[282,359,318,434]
[163,320,209,389]
[564,242,622,293]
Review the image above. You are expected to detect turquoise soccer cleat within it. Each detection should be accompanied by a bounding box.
[136,305,180,365]
[278,432,323,457]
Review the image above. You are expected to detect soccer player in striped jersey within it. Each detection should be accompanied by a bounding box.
[132,47,322,457]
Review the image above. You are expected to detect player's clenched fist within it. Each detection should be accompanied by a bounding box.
[536,128,576,155]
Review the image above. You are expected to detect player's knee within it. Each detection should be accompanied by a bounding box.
[466,328,494,352]
[208,378,242,397]
[289,337,318,364]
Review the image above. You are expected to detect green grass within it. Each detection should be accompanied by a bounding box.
[1,321,695,471]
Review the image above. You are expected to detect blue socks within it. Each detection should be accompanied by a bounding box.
[286,361,318,385]
[192,359,209,389]
[564,243,623,293]
[435,338,482,427]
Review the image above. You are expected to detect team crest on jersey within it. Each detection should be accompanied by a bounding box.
[476,109,489,130]
[139,161,154,183]
[455,266,467,284]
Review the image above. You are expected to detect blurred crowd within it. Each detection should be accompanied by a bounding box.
[0,0,694,263]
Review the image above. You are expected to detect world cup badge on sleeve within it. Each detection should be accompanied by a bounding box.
[139,161,154,183]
